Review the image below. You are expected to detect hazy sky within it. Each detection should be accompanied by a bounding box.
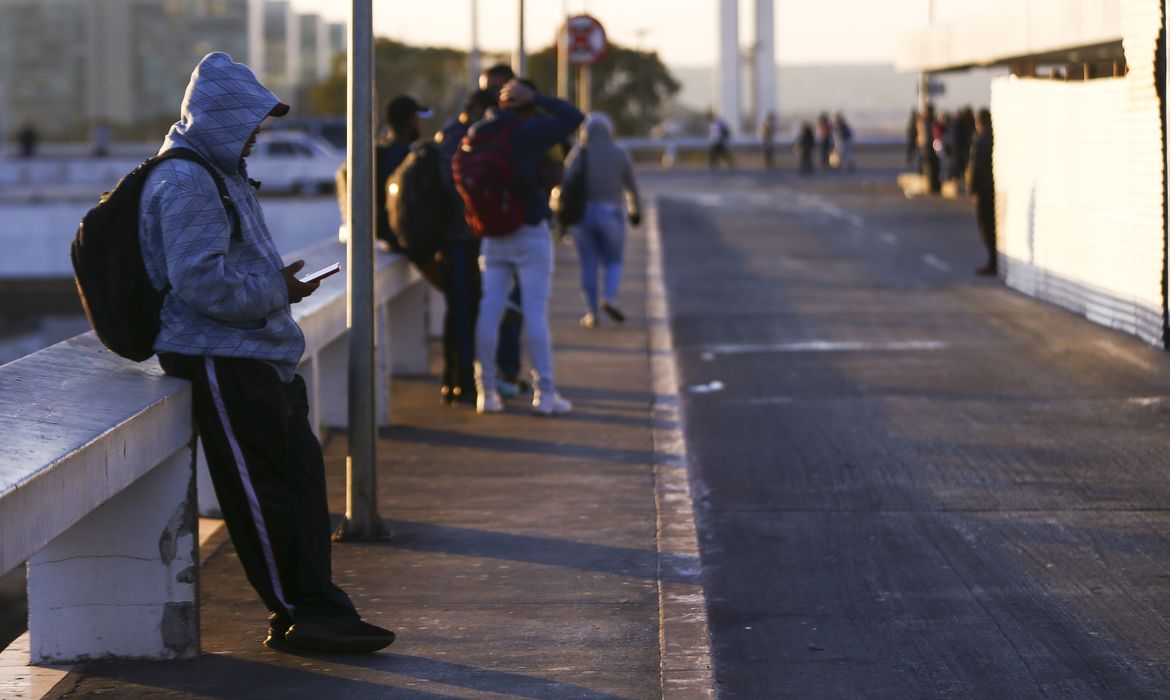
[295,0,984,67]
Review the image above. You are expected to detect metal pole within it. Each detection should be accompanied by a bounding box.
[557,9,569,99]
[335,0,384,542]
[578,66,591,113]
[470,0,481,91]
[513,0,527,76]
[718,0,740,135]
[919,0,933,114]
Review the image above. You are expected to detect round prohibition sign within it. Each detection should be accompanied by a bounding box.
[565,14,608,67]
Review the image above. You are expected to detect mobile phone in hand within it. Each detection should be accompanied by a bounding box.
[299,262,341,284]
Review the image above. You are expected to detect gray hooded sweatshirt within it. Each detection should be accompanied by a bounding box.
[563,114,641,217]
[139,52,302,381]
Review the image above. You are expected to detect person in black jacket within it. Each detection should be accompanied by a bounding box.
[967,108,996,276]
[434,89,497,404]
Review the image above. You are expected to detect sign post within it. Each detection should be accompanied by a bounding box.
[564,15,607,113]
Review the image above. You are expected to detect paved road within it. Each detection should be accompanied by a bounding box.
[650,170,1170,698]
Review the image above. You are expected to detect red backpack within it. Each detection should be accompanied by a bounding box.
[452,120,526,237]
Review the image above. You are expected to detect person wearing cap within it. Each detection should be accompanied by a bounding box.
[139,52,395,654]
[335,95,432,251]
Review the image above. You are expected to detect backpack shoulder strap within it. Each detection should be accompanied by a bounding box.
[151,147,241,240]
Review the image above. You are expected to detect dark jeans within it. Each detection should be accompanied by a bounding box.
[444,240,524,392]
[158,354,357,624]
[443,239,480,394]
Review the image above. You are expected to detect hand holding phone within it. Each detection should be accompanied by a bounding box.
[298,262,341,284]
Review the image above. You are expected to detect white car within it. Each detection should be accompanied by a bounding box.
[246,132,343,194]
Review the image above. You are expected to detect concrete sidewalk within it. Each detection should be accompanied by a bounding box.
[45,213,713,699]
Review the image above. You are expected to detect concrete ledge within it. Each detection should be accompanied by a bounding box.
[0,334,192,577]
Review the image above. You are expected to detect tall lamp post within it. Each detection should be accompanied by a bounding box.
[513,0,527,76]
[470,0,481,90]
[919,0,934,114]
[334,0,384,542]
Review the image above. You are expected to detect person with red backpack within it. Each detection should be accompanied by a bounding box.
[454,79,583,415]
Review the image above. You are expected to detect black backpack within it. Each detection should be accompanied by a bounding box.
[386,140,451,261]
[71,147,237,361]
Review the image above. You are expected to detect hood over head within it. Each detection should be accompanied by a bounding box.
[162,52,287,173]
[581,112,614,146]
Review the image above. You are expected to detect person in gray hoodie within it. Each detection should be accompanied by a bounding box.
[562,113,642,328]
[139,52,394,654]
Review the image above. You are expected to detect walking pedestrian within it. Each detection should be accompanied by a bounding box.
[967,108,996,275]
[454,79,584,416]
[139,52,395,654]
[563,113,642,329]
[708,112,734,169]
[760,111,778,169]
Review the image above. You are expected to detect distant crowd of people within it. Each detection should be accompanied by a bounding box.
[908,103,997,275]
[706,110,856,175]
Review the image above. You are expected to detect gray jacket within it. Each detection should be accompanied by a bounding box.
[139,52,302,381]
[563,115,641,218]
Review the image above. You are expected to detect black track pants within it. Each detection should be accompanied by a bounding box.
[159,354,357,623]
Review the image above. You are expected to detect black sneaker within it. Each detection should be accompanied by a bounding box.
[601,302,625,323]
[284,617,396,654]
[264,614,292,651]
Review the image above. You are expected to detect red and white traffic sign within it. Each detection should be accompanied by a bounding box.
[565,15,608,68]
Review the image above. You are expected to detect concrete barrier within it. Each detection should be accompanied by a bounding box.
[0,238,429,663]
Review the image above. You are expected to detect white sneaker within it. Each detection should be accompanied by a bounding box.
[532,390,572,416]
[477,391,504,414]
[579,312,598,328]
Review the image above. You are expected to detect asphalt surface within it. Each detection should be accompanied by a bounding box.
[647,167,1170,698]
[46,206,686,699]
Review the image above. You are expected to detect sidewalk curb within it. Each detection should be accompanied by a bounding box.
[646,203,717,698]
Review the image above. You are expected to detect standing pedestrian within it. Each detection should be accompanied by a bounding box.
[795,122,815,176]
[434,88,498,404]
[335,94,432,251]
[816,113,833,170]
[919,104,941,194]
[967,108,996,275]
[16,120,37,158]
[139,52,395,654]
[454,79,583,416]
[905,108,919,168]
[563,112,642,329]
[760,111,778,169]
[477,63,527,400]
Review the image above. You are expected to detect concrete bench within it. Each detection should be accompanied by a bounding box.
[0,239,429,665]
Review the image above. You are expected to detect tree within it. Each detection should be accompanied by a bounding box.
[528,43,680,136]
[310,38,680,138]
[309,38,472,128]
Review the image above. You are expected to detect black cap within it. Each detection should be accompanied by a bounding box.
[386,95,433,126]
